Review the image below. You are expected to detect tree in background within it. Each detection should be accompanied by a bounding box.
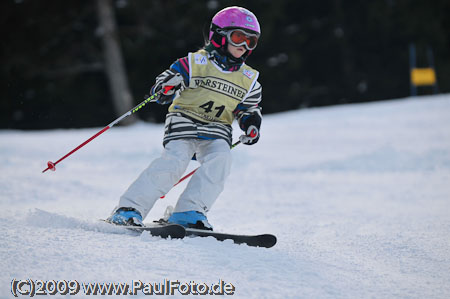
[96,0,136,125]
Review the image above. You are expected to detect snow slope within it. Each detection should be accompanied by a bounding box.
[1,94,450,298]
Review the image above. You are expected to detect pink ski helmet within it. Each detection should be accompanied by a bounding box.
[209,6,261,44]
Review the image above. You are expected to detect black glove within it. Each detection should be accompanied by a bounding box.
[161,73,184,94]
[239,113,261,145]
[156,73,185,105]
[239,125,260,145]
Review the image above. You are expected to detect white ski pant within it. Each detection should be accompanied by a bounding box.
[118,139,232,219]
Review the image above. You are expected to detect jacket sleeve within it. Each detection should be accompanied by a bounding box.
[150,56,190,99]
[234,80,262,131]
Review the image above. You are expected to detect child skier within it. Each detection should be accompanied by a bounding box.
[107,6,262,230]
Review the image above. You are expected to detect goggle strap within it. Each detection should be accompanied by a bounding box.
[210,39,220,48]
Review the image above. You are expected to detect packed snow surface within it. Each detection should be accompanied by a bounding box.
[1,94,450,298]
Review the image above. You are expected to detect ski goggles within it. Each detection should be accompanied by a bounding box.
[226,29,259,50]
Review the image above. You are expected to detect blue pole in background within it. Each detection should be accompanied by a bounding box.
[409,44,417,97]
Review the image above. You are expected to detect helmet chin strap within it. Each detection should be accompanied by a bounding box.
[205,43,247,71]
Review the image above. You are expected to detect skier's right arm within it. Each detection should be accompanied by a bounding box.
[150,57,190,105]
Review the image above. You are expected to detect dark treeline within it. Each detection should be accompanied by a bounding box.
[2,0,449,129]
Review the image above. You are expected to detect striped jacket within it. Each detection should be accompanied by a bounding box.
[151,50,262,147]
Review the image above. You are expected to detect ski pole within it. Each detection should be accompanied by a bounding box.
[160,140,241,198]
[42,89,168,173]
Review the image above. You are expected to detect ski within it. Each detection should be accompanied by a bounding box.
[185,228,277,248]
[126,223,186,239]
[101,220,186,239]
[102,220,277,248]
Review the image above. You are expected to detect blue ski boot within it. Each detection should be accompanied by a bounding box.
[107,207,143,227]
[168,210,213,231]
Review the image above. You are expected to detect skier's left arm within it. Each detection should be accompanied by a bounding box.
[234,81,262,145]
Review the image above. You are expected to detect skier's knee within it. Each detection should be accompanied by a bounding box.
[203,151,232,183]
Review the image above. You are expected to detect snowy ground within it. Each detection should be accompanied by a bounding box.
[1,94,450,298]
